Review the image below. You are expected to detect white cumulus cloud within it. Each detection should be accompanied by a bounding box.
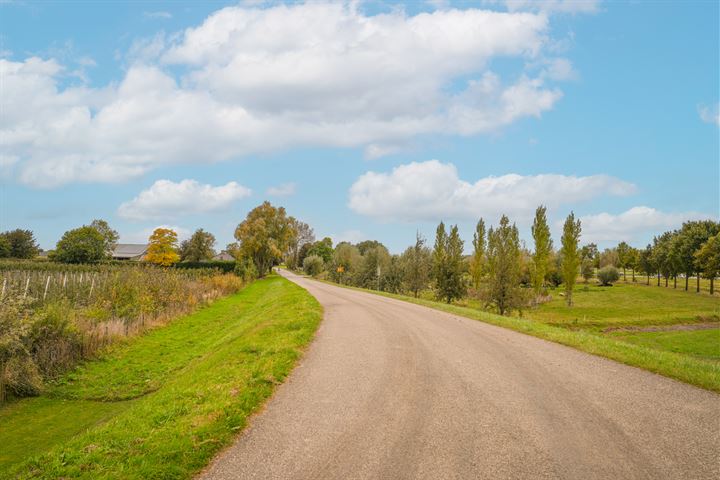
[348,160,636,222]
[118,179,251,221]
[2,4,572,187]
[578,206,715,244]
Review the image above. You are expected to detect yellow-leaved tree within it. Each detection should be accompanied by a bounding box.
[145,228,180,266]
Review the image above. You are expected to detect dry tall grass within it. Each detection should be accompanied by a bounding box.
[0,262,243,402]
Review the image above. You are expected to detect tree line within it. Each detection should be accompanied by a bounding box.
[4,201,719,302]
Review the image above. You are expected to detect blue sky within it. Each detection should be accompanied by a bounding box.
[1,0,718,253]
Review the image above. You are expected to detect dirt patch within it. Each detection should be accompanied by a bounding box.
[604,323,720,334]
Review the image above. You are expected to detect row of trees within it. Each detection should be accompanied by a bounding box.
[575,221,720,294]
[293,205,719,316]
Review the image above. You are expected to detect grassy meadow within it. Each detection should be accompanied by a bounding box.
[0,275,322,479]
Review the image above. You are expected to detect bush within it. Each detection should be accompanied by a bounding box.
[597,266,620,286]
[234,257,258,283]
[175,261,236,273]
[303,255,324,277]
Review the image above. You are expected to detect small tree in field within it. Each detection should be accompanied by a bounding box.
[560,212,581,306]
[616,241,631,281]
[146,228,180,266]
[531,205,553,296]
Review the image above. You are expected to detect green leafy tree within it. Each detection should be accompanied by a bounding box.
[145,228,180,266]
[287,219,314,270]
[674,220,720,292]
[443,225,467,303]
[1,229,39,259]
[89,219,119,257]
[599,248,618,268]
[401,232,432,298]
[485,215,523,315]
[358,244,391,290]
[531,205,553,295]
[616,241,631,281]
[307,237,334,264]
[331,242,362,284]
[380,255,405,294]
[432,222,448,296]
[560,212,581,306]
[234,201,296,277]
[431,223,466,303]
[303,255,324,277]
[54,226,106,263]
[179,229,216,262]
[0,236,10,258]
[469,219,486,289]
[581,258,594,283]
[580,243,599,269]
[356,240,385,256]
[695,233,720,295]
[637,244,655,284]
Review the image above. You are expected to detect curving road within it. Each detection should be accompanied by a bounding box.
[200,269,720,480]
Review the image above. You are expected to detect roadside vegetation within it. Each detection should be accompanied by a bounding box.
[287,206,719,390]
[0,262,242,403]
[1,275,322,478]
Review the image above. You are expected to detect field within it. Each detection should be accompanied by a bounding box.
[0,261,242,403]
[0,275,322,478]
[323,276,720,392]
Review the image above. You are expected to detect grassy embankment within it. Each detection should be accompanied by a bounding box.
[318,276,720,392]
[0,275,322,479]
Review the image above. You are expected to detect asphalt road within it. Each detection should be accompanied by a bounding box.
[200,270,720,480]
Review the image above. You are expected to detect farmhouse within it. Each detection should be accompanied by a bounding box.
[112,243,148,261]
[213,250,235,261]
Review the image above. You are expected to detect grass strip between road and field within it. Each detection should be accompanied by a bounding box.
[313,276,720,393]
[1,274,322,479]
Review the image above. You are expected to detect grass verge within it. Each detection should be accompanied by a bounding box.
[1,275,322,479]
[314,276,720,393]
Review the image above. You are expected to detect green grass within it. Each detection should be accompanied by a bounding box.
[531,282,719,330]
[0,398,131,470]
[314,276,720,393]
[609,329,720,361]
[1,275,322,479]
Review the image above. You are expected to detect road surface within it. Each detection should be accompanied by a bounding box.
[200,270,720,479]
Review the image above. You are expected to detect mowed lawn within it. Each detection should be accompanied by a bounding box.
[531,282,720,330]
[0,275,322,479]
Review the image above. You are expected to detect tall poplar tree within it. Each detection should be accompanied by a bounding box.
[432,222,447,295]
[531,205,552,296]
[486,215,522,315]
[469,218,486,289]
[560,212,581,306]
[402,232,431,298]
